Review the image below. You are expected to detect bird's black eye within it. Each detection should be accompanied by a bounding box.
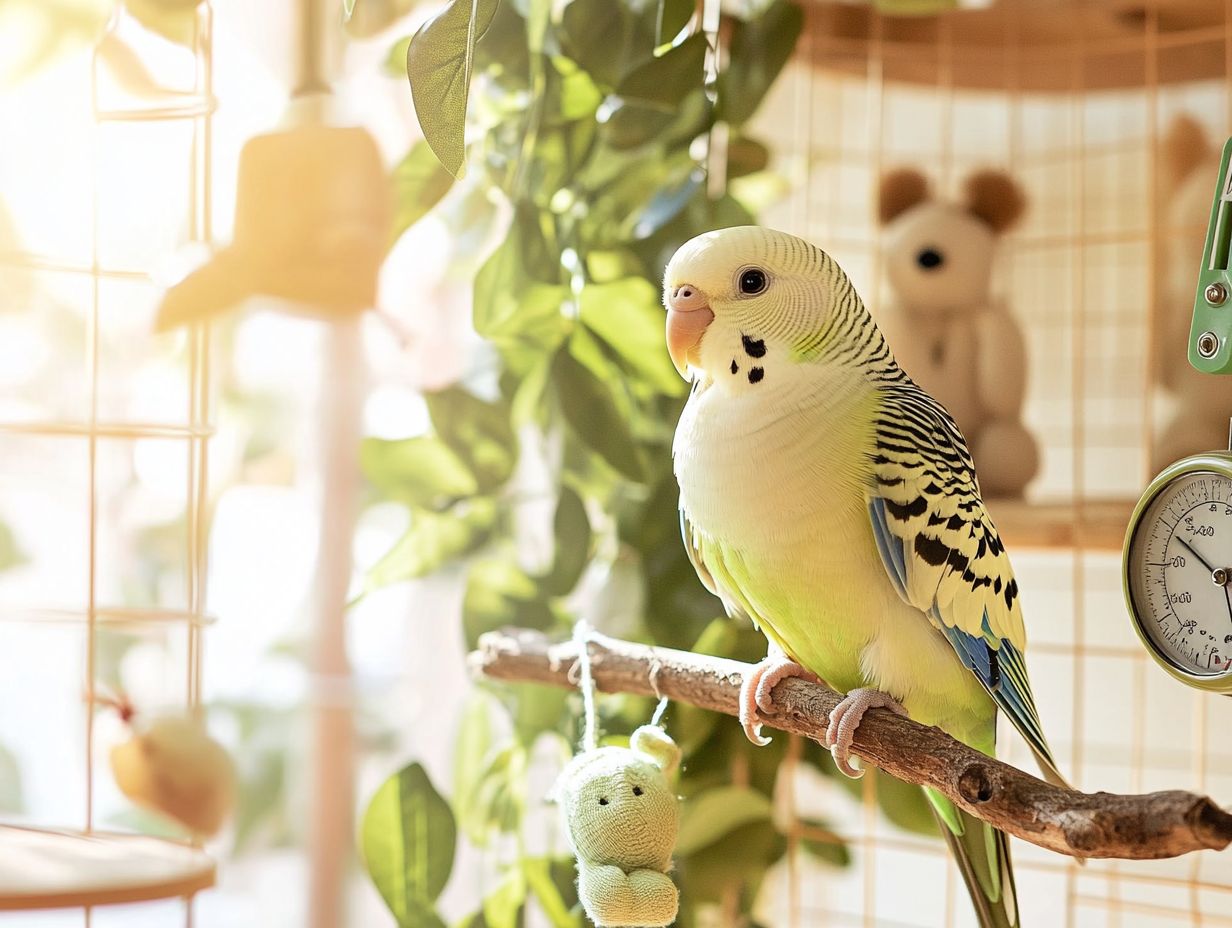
[632,785,643,796]
[739,267,768,295]
[917,248,944,270]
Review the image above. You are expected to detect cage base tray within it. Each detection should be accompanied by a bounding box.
[0,825,214,911]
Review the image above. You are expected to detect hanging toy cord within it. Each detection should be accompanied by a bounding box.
[573,621,600,752]
[573,621,670,752]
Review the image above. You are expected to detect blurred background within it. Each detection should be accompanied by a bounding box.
[0,0,1231,927]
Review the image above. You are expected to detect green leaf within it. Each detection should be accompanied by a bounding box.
[459,742,526,842]
[726,136,770,179]
[626,168,703,236]
[392,142,456,241]
[0,520,26,572]
[346,0,427,36]
[462,560,556,650]
[386,36,414,76]
[406,0,501,177]
[677,819,784,905]
[676,785,773,855]
[472,219,570,354]
[600,99,675,151]
[547,57,603,122]
[798,818,851,868]
[551,341,645,482]
[616,32,707,107]
[717,0,803,126]
[483,867,526,928]
[579,277,685,396]
[361,436,478,508]
[523,857,579,928]
[540,485,591,596]
[366,500,496,589]
[126,0,199,45]
[452,694,495,843]
[656,0,694,45]
[559,0,637,87]
[425,388,517,492]
[872,770,940,836]
[360,763,457,924]
[505,682,569,747]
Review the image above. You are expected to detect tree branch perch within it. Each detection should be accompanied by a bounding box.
[470,627,1232,861]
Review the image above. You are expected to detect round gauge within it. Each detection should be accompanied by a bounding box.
[1124,454,1232,693]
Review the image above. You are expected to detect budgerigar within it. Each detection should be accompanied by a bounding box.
[663,226,1069,928]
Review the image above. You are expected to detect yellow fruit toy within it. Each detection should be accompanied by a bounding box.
[107,700,236,838]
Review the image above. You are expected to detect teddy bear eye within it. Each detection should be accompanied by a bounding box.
[598,797,608,806]
[632,785,643,796]
[917,248,944,270]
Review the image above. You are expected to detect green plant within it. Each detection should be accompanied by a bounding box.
[356,0,936,924]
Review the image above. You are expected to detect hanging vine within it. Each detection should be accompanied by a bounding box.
[351,2,939,926]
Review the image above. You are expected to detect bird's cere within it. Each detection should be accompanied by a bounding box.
[664,283,713,378]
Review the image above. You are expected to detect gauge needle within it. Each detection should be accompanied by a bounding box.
[1175,536,1218,573]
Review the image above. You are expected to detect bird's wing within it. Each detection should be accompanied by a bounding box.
[680,508,755,625]
[866,383,1066,786]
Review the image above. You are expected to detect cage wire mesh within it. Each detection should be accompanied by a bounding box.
[747,3,1232,926]
[0,2,215,924]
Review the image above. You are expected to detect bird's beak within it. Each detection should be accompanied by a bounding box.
[665,283,714,379]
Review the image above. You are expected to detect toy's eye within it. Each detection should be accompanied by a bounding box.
[917,248,944,270]
[598,797,608,806]
[632,786,643,796]
[738,267,768,295]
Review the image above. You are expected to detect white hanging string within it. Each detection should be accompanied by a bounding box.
[573,621,671,753]
[573,621,600,752]
[650,695,669,728]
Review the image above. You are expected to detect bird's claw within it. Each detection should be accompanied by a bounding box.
[824,687,907,778]
[738,655,821,745]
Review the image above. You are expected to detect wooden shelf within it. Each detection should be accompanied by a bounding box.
[987,499,1135,553]
[0,825,214,911]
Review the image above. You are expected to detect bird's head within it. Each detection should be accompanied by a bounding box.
[662,226,856,383]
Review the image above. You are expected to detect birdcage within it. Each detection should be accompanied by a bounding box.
[5,1,1232,927]
[0,1,217,922]
[742,2,1232,925]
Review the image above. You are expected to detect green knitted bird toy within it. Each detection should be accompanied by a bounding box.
[555,724,681,928]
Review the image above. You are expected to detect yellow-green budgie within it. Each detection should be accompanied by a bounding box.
[663,226,1069,928]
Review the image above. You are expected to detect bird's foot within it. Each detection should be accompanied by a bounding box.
[738,655,822,746]
[825,687,907,778]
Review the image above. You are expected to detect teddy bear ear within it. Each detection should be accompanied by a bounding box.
[630,725,681,775]
[964,169,1026,234]
[878,168,930,224]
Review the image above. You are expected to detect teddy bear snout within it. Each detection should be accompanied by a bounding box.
[916,247,945,270]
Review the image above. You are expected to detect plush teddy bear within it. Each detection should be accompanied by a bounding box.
[1152,114,1232,471]
[555,725,681,928]
[876,168,1039,498]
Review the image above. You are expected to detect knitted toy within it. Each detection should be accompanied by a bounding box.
[556,724,681,928]
[876,167,1039,498]
[554,624,681,928]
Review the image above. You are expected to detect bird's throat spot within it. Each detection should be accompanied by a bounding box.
[742,334,767,358]
[730,359,739,375]
[748,366,765,384]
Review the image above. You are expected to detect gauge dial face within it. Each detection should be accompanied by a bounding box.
[1127,470,1232,678]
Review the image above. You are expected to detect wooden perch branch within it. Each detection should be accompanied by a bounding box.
[470,627,1232,862]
